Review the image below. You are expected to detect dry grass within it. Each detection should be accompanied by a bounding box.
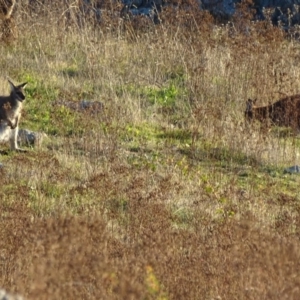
[1,1,300,299]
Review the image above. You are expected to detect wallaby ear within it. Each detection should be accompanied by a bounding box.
[19,82,28,89]
[7,79,15,90]
[7,79,27,90]
[246,98,258,107]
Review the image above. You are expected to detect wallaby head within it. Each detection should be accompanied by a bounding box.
[8,79,27,102]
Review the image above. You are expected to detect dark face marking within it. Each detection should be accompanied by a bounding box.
[13,82,27,102]
[16,90,25,101]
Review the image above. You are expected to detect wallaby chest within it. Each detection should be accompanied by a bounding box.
[0,96,22,115]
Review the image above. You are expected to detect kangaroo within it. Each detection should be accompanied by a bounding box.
[245,96,300,132]
[0,79,27,151]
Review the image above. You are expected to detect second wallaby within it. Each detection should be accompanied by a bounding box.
[0,79,27,129]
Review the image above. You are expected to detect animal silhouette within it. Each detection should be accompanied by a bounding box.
[245,96,300,132]
[0,79,27,151]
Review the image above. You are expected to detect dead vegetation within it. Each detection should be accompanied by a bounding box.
[1,1,300,299]
[0,0,17,43]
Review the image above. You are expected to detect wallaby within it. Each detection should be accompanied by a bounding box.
[0,79,27,128]
[0,79,27,151]
[245,96,300,133]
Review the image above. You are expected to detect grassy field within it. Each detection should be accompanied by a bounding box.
[1,3,300,299]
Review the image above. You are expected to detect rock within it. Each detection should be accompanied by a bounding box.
[0,288,23,300]
[54,99,104,114]
[201,0,235,19]
[18,128,46,147]
[201,0,300,26]
[120,0,300,29]
[284,165,300,174]
[120,0,163,23]
[79,100,104,113]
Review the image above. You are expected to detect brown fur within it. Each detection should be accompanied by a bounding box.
[245,96,300,131]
